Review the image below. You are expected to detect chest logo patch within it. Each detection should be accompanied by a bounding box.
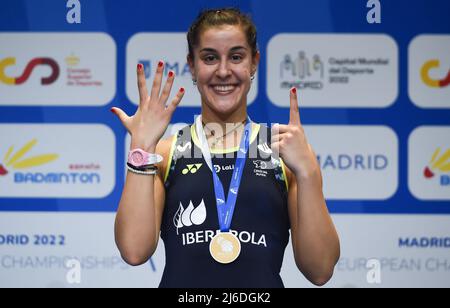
[182,163,203,175]
[173,199,207,234]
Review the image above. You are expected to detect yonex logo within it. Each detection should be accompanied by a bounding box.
[182,163,202,175]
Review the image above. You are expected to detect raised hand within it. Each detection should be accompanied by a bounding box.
[111,61,185,152]
[271,88,320,180]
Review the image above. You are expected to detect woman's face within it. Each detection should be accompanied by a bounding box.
[189,25,259,117]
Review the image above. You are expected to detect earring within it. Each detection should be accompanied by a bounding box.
[192,79,197,86]
[251,75,255,81]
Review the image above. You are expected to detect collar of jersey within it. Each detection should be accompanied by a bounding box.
[191,122,260,154]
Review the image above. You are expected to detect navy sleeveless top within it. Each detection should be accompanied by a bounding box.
[159,122,290,288]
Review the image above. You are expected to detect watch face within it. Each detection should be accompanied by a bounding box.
[131,151,145,165]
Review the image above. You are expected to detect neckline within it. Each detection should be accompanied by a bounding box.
[191,122,260,154]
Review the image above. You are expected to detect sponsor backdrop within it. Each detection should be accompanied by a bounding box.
[0,0,449,287]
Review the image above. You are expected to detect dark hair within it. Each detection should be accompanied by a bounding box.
[187,7,258,60]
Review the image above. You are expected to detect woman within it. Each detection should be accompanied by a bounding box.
[112,8,340,288]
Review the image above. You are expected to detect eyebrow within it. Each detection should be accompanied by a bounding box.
[199,46,248,53]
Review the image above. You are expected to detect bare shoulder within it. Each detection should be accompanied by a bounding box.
[155,135,176,181]
[156,135,175,156]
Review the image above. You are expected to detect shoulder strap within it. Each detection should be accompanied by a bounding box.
[274,158,289,195]
[258,124,289,196]
[164,125,193,188]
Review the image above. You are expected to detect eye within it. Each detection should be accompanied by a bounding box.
[231,54,243,62]
[203,54,218,63]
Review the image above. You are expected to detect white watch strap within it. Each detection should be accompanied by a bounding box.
[127,164,157,175]
[144,153,163,166]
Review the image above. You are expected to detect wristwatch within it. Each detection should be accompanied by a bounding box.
[127,148,163,168]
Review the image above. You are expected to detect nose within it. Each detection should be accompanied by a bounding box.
[215,59,231,79]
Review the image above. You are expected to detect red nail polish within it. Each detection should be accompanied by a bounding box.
[137,63,142,71]
[180,87,185,93]
[110,108,115,114]
[168,71,174,78]
[292,88,297,94]
[158,61,164,67]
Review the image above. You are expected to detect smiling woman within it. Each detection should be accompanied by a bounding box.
[186,9,259,124]
[112,7,340,288]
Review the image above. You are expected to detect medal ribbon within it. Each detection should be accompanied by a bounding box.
[195,115,251,232]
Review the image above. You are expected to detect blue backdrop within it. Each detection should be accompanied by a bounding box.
[0,0,449,216]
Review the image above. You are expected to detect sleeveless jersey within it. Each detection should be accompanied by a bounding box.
[159,122,290,288]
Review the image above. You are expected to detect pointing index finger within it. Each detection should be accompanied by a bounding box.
[289,87,302,126]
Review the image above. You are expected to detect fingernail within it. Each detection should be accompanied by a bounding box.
[137,63,143,71]
[168,71,174,78]
[110,108,115,114]
[180,87,185,93]
[291,88,297,94]
[158,61,164,68]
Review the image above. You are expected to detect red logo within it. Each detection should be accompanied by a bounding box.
[0,57,60,85]
[424,147,450,179]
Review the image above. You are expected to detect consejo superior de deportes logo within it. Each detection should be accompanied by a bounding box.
[0,57,60,85]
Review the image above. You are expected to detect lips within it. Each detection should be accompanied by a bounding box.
[210,84,238,95]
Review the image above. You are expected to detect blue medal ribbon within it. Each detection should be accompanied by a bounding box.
[196,116,252,232]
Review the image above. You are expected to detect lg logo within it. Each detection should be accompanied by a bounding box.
[367,0,381,24]
[66,0,81,24]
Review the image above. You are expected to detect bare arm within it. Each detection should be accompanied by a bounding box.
[287,162,340,286]
[111,61,184,266]
[114,138,171,266]
[272,88,340,286]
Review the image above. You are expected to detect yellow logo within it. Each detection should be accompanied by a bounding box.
[182,164,203,175]
[421,59,450,88]
[424,147,450,179]
[0,139,58,176]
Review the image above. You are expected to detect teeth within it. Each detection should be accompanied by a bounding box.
[213,85,235,92]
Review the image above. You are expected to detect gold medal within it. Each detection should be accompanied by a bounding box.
[209,232,241,264]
